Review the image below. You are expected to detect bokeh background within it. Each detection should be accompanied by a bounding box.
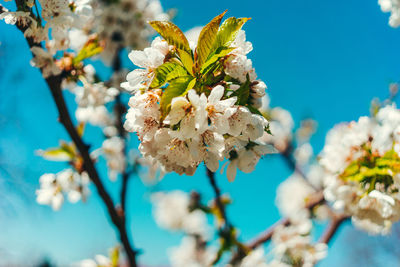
[1,0,400,266]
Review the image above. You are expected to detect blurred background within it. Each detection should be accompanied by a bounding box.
[1,0,400,266]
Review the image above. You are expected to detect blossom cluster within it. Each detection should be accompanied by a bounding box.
[124,13,274,180]
[320,104,400,234]
[258,95,294,153]
[238,217,327,267]
[2,0,170,206]
[36,168,90,210]
[92,0,169,64]
[1,0,94,77]
[75,247,120,267]
[150,190,216,266]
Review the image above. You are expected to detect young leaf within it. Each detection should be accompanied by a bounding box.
[110,247,120,267]
[232,74,251,105]
[150,62,189,88]
[200,46,235,73]
[160,76,195,119]
[246,104,263,116]
[177,48,194,76]
[73,39,103,65]
[148,21,191,53]
[195,11,227,70]
[213,17,251,51]
[77,122,85,137]
[37,147,74,161]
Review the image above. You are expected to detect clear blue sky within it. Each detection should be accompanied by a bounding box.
[1,0,400,266]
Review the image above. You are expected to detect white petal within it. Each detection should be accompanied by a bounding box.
[205,152,219,172]
[188,90,200,106]
[52,194,64,211]
[128,50,148,67]
[68,190,82,203]
[208,85,224,103]
[227,160,237,182]
[126,69,147,87]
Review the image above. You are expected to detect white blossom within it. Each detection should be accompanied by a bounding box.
[36,169,90,210]
[0,11,30,25]
[123,17,272,180]
[101,136,126,181]
[168,236,215,267]
[124,37,170,91]
[30,47,62,78]
[240,248,269,267]
[320,104,400,234]
[379,0,400,27]
[276,173,316,218]
[271,217,327,267]
[151,191,209,237]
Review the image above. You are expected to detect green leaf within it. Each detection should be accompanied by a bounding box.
[213,17,251,51]
[150,62,189,88]
[77,122,85,137]
[195,11,227,70]
[160,76,195,119]
[232,74,251,105]
[148,21,191,53]
[110,247,120,267]
[200,46,235,73]
[148,21,195,74]
[177,49,194,76]
[246,104,263,116]
[37,147,74,162]
[73,40,103,65]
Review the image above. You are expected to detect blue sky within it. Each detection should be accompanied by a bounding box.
[1,0,400,266]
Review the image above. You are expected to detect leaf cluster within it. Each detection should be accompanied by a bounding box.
[148,11,251,119]
[340,146,400,193]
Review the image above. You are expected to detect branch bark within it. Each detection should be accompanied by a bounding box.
[279,143,319,191]
[247,190,325,249]
[319,213,349,244]
[110,47,131,213]
[206,168,229,226]
[47,75,138,267]
[2,5,138,265]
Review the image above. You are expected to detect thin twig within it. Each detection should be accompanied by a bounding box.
[115,93,130,212]
[279,143,319,191]
[248,191,325,249]
[319,214,349,244]
[4,4,138,265]
[206,168,229,226]
[0,4,8,13]
[110,47,131,213]
[47,74,138,267]
[207,168,247,264]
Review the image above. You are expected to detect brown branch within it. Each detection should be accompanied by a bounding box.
[110,47,131,213]
[4,5,138,265]
[206,168,229,226]
[319,213,349,244]
[248,191,325,249]
[0,4,6,13]
[279,143,319,191]
[115,94,130,212]
[47,75,137,267]
[229,191,325,264]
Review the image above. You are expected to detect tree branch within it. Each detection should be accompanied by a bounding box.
[111,48,131,213]
[319,213,349,244]
[47,74,138,267]
[0,4,6,14]
[279,143,319,191]
[4,6,138,265]
[206,168,229,226]
[247,191,325,249]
